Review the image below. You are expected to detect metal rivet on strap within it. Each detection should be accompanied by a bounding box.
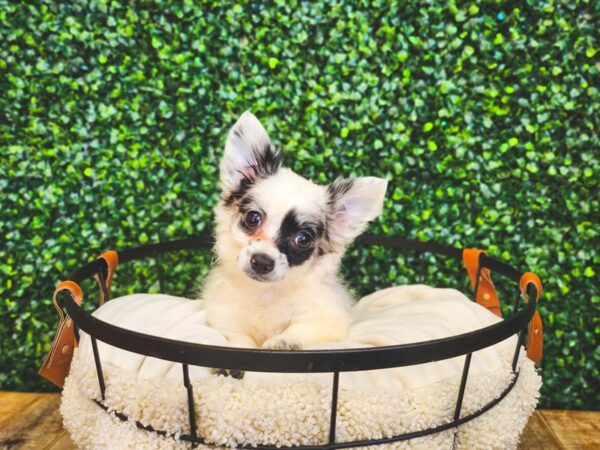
[482,293,491,301]
[62,345,70,355]
[534,328,539,336]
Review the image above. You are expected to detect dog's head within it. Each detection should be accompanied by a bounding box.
[214,112,387,283]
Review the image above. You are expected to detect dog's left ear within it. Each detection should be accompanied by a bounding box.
[327,177,388,246]
[220,111,282,193]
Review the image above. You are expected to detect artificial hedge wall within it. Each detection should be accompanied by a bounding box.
[1,1,598,410]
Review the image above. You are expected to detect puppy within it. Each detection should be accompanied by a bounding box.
[202,112,387,352]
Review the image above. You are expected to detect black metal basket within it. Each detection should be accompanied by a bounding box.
[55,234,541,449]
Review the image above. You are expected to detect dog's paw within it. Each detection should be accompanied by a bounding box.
[210,367,245,379]
[262,337,303,350]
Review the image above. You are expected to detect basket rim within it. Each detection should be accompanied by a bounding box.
[58,233,537,373]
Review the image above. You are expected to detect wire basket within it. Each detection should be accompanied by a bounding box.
[47,234,543,449]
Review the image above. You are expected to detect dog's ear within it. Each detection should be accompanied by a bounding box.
[326,177,388,246]
[220,111,282,193]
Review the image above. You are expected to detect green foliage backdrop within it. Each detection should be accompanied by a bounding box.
[1,1,598,409]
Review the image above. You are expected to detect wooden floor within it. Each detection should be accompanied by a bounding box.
[0,392,73,450]
[1,392,598,449]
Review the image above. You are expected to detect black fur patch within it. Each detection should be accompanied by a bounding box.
[276,209,324,267]
[222,141,282,207]
[238,195,255,212]
[223,174,253,207]
[250,141,282,178]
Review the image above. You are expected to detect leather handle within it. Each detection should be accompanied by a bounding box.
[95,250,119,304]
[519,272,542,303]
[41,251,118,387]
[463,249,502,317]
[52,280,83,321]
[519,272,544,365]
[40,280,84,388]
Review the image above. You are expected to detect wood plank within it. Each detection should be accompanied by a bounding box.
[0,393,39,431]
[43,431,76,450]
[518,411,564,450]
[0,392,74,450]
[540,410,600,450]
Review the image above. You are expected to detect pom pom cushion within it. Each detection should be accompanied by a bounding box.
[61,285,541,449]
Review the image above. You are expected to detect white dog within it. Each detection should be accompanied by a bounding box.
[202,112,387,355]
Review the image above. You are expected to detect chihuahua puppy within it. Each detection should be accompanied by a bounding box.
[202,112,387,351]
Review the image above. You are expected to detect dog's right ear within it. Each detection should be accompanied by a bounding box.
[220,112,282,194]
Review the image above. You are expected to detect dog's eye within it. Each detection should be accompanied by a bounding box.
[292,231,312,249]
[244,210,262,228]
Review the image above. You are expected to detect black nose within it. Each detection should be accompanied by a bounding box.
[250,253,275,275]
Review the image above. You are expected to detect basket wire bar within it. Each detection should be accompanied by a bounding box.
[90,336,106,401]
[329,371,340,444]
[453,353,473,423]
[447,255,483,426]
[182,363,198,438]
[154,252,165,293]
[512,330,525,373]
[418,252,426,283]
[61,234,538,449]
[97,268,109,306]
[512,287,521,315]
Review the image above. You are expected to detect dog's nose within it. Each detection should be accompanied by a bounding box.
[250,253,275,275]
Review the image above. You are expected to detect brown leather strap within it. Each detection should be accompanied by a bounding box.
[526,311,543,365]
[41,252,118,387]
[519,272,542,303]
[51,280,83,318]
[463,249,502,317]
[95,250,119,304]
[520,272,544,365]
[39,281,83,388]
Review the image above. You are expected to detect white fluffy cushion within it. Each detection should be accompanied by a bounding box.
[61,285,541,449]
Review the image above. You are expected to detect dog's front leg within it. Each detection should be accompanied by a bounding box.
[262,321,347,350]
[224,332,257,349]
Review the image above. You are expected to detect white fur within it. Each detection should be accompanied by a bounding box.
[328,176,388,248]
[220,111,273,191]
[202,112,388,349]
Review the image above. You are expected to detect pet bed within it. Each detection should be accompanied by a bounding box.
[40,234,543,449]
